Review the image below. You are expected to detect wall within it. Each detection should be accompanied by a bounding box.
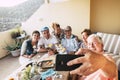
[90,0,120,34]
[0,30,13,58]
[22,0,90,38]
[0,0,90,58]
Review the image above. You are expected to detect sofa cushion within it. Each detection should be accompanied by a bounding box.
[97,32,120,71]
[97,32,120,55]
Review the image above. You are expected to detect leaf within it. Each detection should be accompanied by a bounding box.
[4,40,22,51]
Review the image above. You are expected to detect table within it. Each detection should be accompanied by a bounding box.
[5,53,70,80]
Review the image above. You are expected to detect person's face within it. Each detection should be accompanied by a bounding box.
[87,37,103,52]
[81,32,88,43]
[42,30,50,39]
[54,27,61,34]
[32,33,40,42]
[65,30,71,38]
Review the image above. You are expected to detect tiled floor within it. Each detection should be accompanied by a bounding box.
[0,54,20,79]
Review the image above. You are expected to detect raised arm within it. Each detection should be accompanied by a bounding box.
[67,48,118,79]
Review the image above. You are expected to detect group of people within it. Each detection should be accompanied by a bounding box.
[19,22,118,80]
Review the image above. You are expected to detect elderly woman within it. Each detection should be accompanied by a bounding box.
[67,34,118,80]
[19,30,40,65]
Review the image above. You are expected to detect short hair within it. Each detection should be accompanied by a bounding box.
[87,34,103,44]
[64,26,72,31]
[81,29,92,36]
[32,30,40,36]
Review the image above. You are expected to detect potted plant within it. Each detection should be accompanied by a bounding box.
[11,31,21,39]
[4,41,22,57]
[20,30,27,37]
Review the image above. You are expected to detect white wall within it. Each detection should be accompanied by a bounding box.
[22,0,90,38]
[0,30,13,58]
[0,0,90,58]
[91,0,120,34]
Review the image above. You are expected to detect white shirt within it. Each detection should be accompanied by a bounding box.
[38,35,58,48]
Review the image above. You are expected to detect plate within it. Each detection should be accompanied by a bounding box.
[41,60,54,69]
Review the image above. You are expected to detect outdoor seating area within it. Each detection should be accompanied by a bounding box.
[0,0,120,80]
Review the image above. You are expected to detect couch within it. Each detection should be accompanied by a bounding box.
[96,32,120,71]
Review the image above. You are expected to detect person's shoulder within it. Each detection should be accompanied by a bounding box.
[38,37,44,43]
[61,35,66,40]
[51,31,55,35]
[23,39,31,43]
[73,34,78,38]
[72,34,81,42]
[71,34,77,39]
[50,34,57,39]
[61,29,64,33]
[40,36,46,40]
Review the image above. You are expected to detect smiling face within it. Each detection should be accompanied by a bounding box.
[54,26,61,34]
[64,30,72,38]
[87,34,103,53]
[32,31,40,42]
[42,30,50,39]
[81,32,89,44]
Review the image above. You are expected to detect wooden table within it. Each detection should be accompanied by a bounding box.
[5,53,70,80]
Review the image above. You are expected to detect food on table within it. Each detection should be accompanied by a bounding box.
[9,77,14,80]
[41,60,54,69]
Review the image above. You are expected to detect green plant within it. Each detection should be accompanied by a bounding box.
[11,31,21,39]
[4,41,22,51]
[10,27,21,39]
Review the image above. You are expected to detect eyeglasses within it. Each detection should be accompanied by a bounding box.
[65,30,71,32]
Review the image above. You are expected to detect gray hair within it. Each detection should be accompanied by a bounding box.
[87,34,103,44]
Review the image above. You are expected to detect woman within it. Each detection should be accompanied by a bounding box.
[19,30,40,65]
[79,29,92,48]
[67,34,118,80]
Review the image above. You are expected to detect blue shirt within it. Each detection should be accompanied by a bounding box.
[61,35,79,53]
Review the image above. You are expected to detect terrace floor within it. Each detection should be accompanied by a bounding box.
[0,54,20,79]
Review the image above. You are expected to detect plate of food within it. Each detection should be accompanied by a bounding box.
[41,60,54,69]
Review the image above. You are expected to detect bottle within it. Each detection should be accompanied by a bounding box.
[30,62,37,78]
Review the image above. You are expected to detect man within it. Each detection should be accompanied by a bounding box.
[37,26,58,53]
[67,34,118,80]
[61,26,79,54]
[51,22,64,43]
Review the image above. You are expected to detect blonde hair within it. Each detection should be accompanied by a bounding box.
[51,22,60,29]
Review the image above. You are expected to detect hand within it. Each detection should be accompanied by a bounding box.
[48,49,54,55]
[28,55,32,58]
[67,48,115,77]
[23,54,29,58]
